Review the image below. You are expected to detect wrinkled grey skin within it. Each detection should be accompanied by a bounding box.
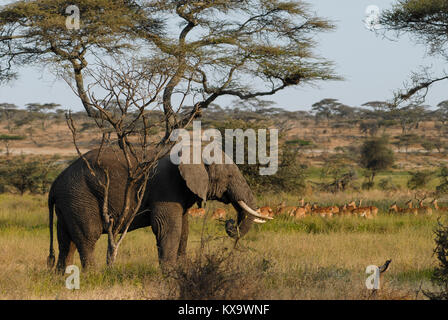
[47,148,257,271]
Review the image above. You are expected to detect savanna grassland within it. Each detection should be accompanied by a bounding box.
[0,191,444,300]
[1,113,448,300]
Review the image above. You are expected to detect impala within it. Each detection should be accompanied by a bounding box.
[276,201,299,216]
[311,203,333,218]
[212,208,227,220]
[187,208,206,217]
[404,199,418,216]
[389,202,417,215]
[339,204,352,216]
[258,206,274,218]
[354,200,372,219]
[430,199,448,212]
[417,199,432,216]
[388,203,403,214]
[360,200,379,218]
[292,206,307,219]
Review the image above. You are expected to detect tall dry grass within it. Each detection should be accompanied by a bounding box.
[0,193,441,299]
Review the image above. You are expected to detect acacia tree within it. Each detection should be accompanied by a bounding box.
[26,103,61,130]
[311,98,341,125]
[0,133,25,157]
[1,0,340,265]
[1,0,340,131]
[379,0,448,105]
[65,58,173,265]
[359,136,395,189]
[0,103,18,133]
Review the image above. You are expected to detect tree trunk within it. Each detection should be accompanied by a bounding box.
[106,238,119,266]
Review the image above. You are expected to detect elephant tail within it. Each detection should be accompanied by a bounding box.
[47,193,56,269]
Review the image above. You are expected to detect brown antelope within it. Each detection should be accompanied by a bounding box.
[292,206,307,219]
[303,202,312,214]
[354,199,373,219]
[338,201,356,216]
[389,201,416,215]
[389,202,404,214]
[404,199,418,215]
[311,203,333,218]
[212,208,226,220]
[331,205,340,215]
[258,206,274,218]
[188,208,206,218]
[288,200,310,219]
[369,205,379,217]
[352,206,370,218]
[360,199,379,218]
[417,199,432,216]
[344,201,358,216]
[347,201,357,210]
[431,199,448,212]
[339,204,352,216]
[276,201,298,216]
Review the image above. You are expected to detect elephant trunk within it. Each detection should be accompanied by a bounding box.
[224,178,272,239]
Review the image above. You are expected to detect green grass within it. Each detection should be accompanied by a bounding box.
[0,192,444,299]
[304,166,445,190]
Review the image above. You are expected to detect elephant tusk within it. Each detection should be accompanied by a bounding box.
[238,201,273,220]
[252,218,267,224]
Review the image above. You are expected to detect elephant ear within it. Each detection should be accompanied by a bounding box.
[179,163,209,202]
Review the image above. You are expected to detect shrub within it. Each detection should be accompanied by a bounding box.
[215,120,307,194]
[378,177,399,191]
[317,156,358,192]
[436,166,448,195]
[424,219,448,300]
[0,156,64,195]
[407,171,433,190]
[285,139,313,147]
[166,245,263,300]
[421,140,435,153]
[359,136,395,188]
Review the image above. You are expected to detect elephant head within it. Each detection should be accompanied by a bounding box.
[177,150,272,239]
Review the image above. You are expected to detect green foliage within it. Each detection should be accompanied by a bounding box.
[380,1,448,102]
[0,134,25,141]
[393,133,420,153]
[285,139,312,147]
[0,134,25,156]
[436,166,448,195]
[215,119,307,195]
[421,140,436,153]
[0,156,63,195]
[407,170,433,190]
[316,155,358,193]
[378,177,400,191]
[264,145,307,194]
[359,120,379,136]
[359,136,395,188]
[0,0,340,118]
[424,219,448,300]
[381,0,448,56]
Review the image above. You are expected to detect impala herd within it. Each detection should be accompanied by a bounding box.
[187,198,448,220]
[258,199,379,219]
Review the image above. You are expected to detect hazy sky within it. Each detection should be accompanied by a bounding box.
[0,0,446,112]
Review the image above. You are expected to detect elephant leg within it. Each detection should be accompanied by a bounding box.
[74,237,99,270]
[151,204,183,268]
[55,220,76,273]
[177,212,189,258]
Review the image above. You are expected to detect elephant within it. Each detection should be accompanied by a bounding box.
[47,147,270,271]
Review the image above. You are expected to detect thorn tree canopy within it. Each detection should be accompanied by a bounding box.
[380,0,448,105]
[1,0,341,138]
